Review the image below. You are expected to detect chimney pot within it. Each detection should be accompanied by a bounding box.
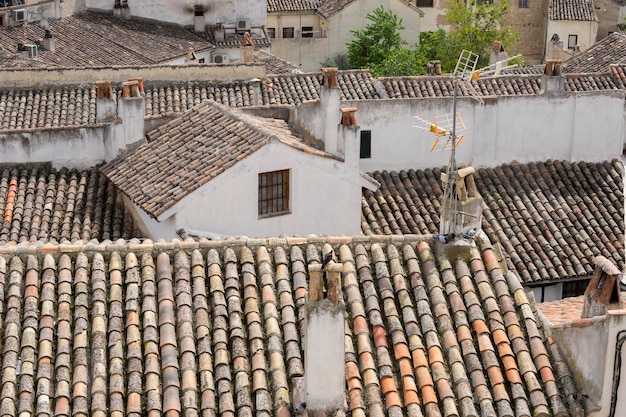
[322,67,339,87]
[128,77,144,94]
[96,80,113,99]
[122,80,140,98]
[340,107,358,126]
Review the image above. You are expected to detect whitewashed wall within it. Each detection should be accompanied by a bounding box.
[351,88,625,172]
[546,19,598,55]
[86,0,266,27]
[143,139,370,240]
[269,0,422,72]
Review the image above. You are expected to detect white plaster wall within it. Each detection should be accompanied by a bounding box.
[269,0,421,72]
[417,0,449,33]
[86,0,266,28]
[0,126,107,169]
[350,89,625,172]
[170,140,366,238]
[547,20,598,54]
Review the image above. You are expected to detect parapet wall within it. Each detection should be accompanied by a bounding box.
[0,63,266,88]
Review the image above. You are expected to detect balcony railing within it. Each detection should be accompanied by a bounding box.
[269,29,327,40]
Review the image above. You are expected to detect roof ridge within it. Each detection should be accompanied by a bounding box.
[0,234,440,255]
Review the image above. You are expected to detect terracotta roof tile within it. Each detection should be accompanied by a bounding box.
[0,235,589,417]
[253,50,302,75]
[549,0,597,20]
[563,33,626,73]
[0,11,212,68]
[362,159,624,283]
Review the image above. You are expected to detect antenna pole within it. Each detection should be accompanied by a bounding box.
[440,77,459,237]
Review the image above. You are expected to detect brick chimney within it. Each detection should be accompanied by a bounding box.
[427,60,442,75]
[305,246,345,414]
[582,256,623,318]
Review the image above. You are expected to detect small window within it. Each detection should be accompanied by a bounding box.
[562,279,589,298]
[267,27,276,38]
[518,0,529,7]
[476,0,494,4]
[301,26,313,38]
[198,58,205,63]
[415,0,433,6]
[282,27,294,39]
[360,130,372,159]
[568,34,578,49]
[258,169,290,217]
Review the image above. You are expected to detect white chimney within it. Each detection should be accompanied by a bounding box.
[305,249,345,413]
[117,78,145,148]
[320,67,342,156]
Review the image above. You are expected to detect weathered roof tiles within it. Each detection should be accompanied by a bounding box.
[362,159,624,283]
[0,164,140,244]
[0,234,587,417]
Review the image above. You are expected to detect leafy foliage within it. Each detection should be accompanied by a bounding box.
[321,53,351,70]
[445,0,520,68]
[347,6,407,70]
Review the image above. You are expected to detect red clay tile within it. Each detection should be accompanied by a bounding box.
[403,388,420,405]
[348,376,363,391]
[457,325,472,342]
[492,383,508,401]
[412,349,429,368]
[486,366,504,385]
[381,375,398,395]
[428,346,444,365]
[421,385,438,404]
[492,329,509,346]
[472,319,489,335]
[354,315,368,335]
[346,361,360,380]
[399,359,413,377]
[349,387,364,409]
[385,390,402,409]
[394,343,410,360]
[506,368,522,384]
[402,375,418,393]
[540,366,555,383]
[359,351,376,371]
[373,326,388,348]
[415,366,433,388]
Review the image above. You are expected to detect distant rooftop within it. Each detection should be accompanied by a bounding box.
[548,0,598,21]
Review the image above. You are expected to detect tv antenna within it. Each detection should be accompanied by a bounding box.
[414,50,520,239]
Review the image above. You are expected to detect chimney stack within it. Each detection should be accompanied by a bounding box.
[42,30,55,52]
[240,32,254,63]
[427,60,442,75]
[117,78,146,148]
[193,4,205,33]
[489,40,508,66]
[320,67,342,156]
[96,80,116,123]
[305,245,345,414]
[582,256,622,318]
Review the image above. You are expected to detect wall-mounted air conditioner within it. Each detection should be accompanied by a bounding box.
[23,44,37,57]
[213,53,229,64]
[236,18,250,32]
[12,9,26,22]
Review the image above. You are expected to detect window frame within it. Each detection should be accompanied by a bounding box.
[267,27,276,38]
[415,0,434,6]
[301,26,314,38]
[518,0,529,8]
[282,27,295,39]
[568,34,578,49]
[258,169,291,218]
[360,130,372,159]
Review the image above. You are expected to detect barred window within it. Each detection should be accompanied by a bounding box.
[258,169,290,217]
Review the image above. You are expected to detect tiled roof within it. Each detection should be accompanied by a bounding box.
[0,234,586,417]
[563,32,626,73]
[0,11,212,67]
[538,292,626,326]
[361,160,624,283]
[201,29,272,48]
[315,0,354,17]
[253,50,302,74]
[102,100,334,219]
[0,85,97,130]
[563,73,619,90]
[548,0,598,20]
[267,0,319,13]
[0,164,139,244]
[264,70,380,102]
[380,75,543,99]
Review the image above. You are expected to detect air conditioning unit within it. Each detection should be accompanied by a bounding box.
[23,44,37,58]
[12,9,26,22]
[236,18,250,32]
[213,53,229,64]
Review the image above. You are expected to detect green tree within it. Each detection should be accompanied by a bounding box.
[445,0,520,68]
[347,6,407,70]
[370,47,425,77]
